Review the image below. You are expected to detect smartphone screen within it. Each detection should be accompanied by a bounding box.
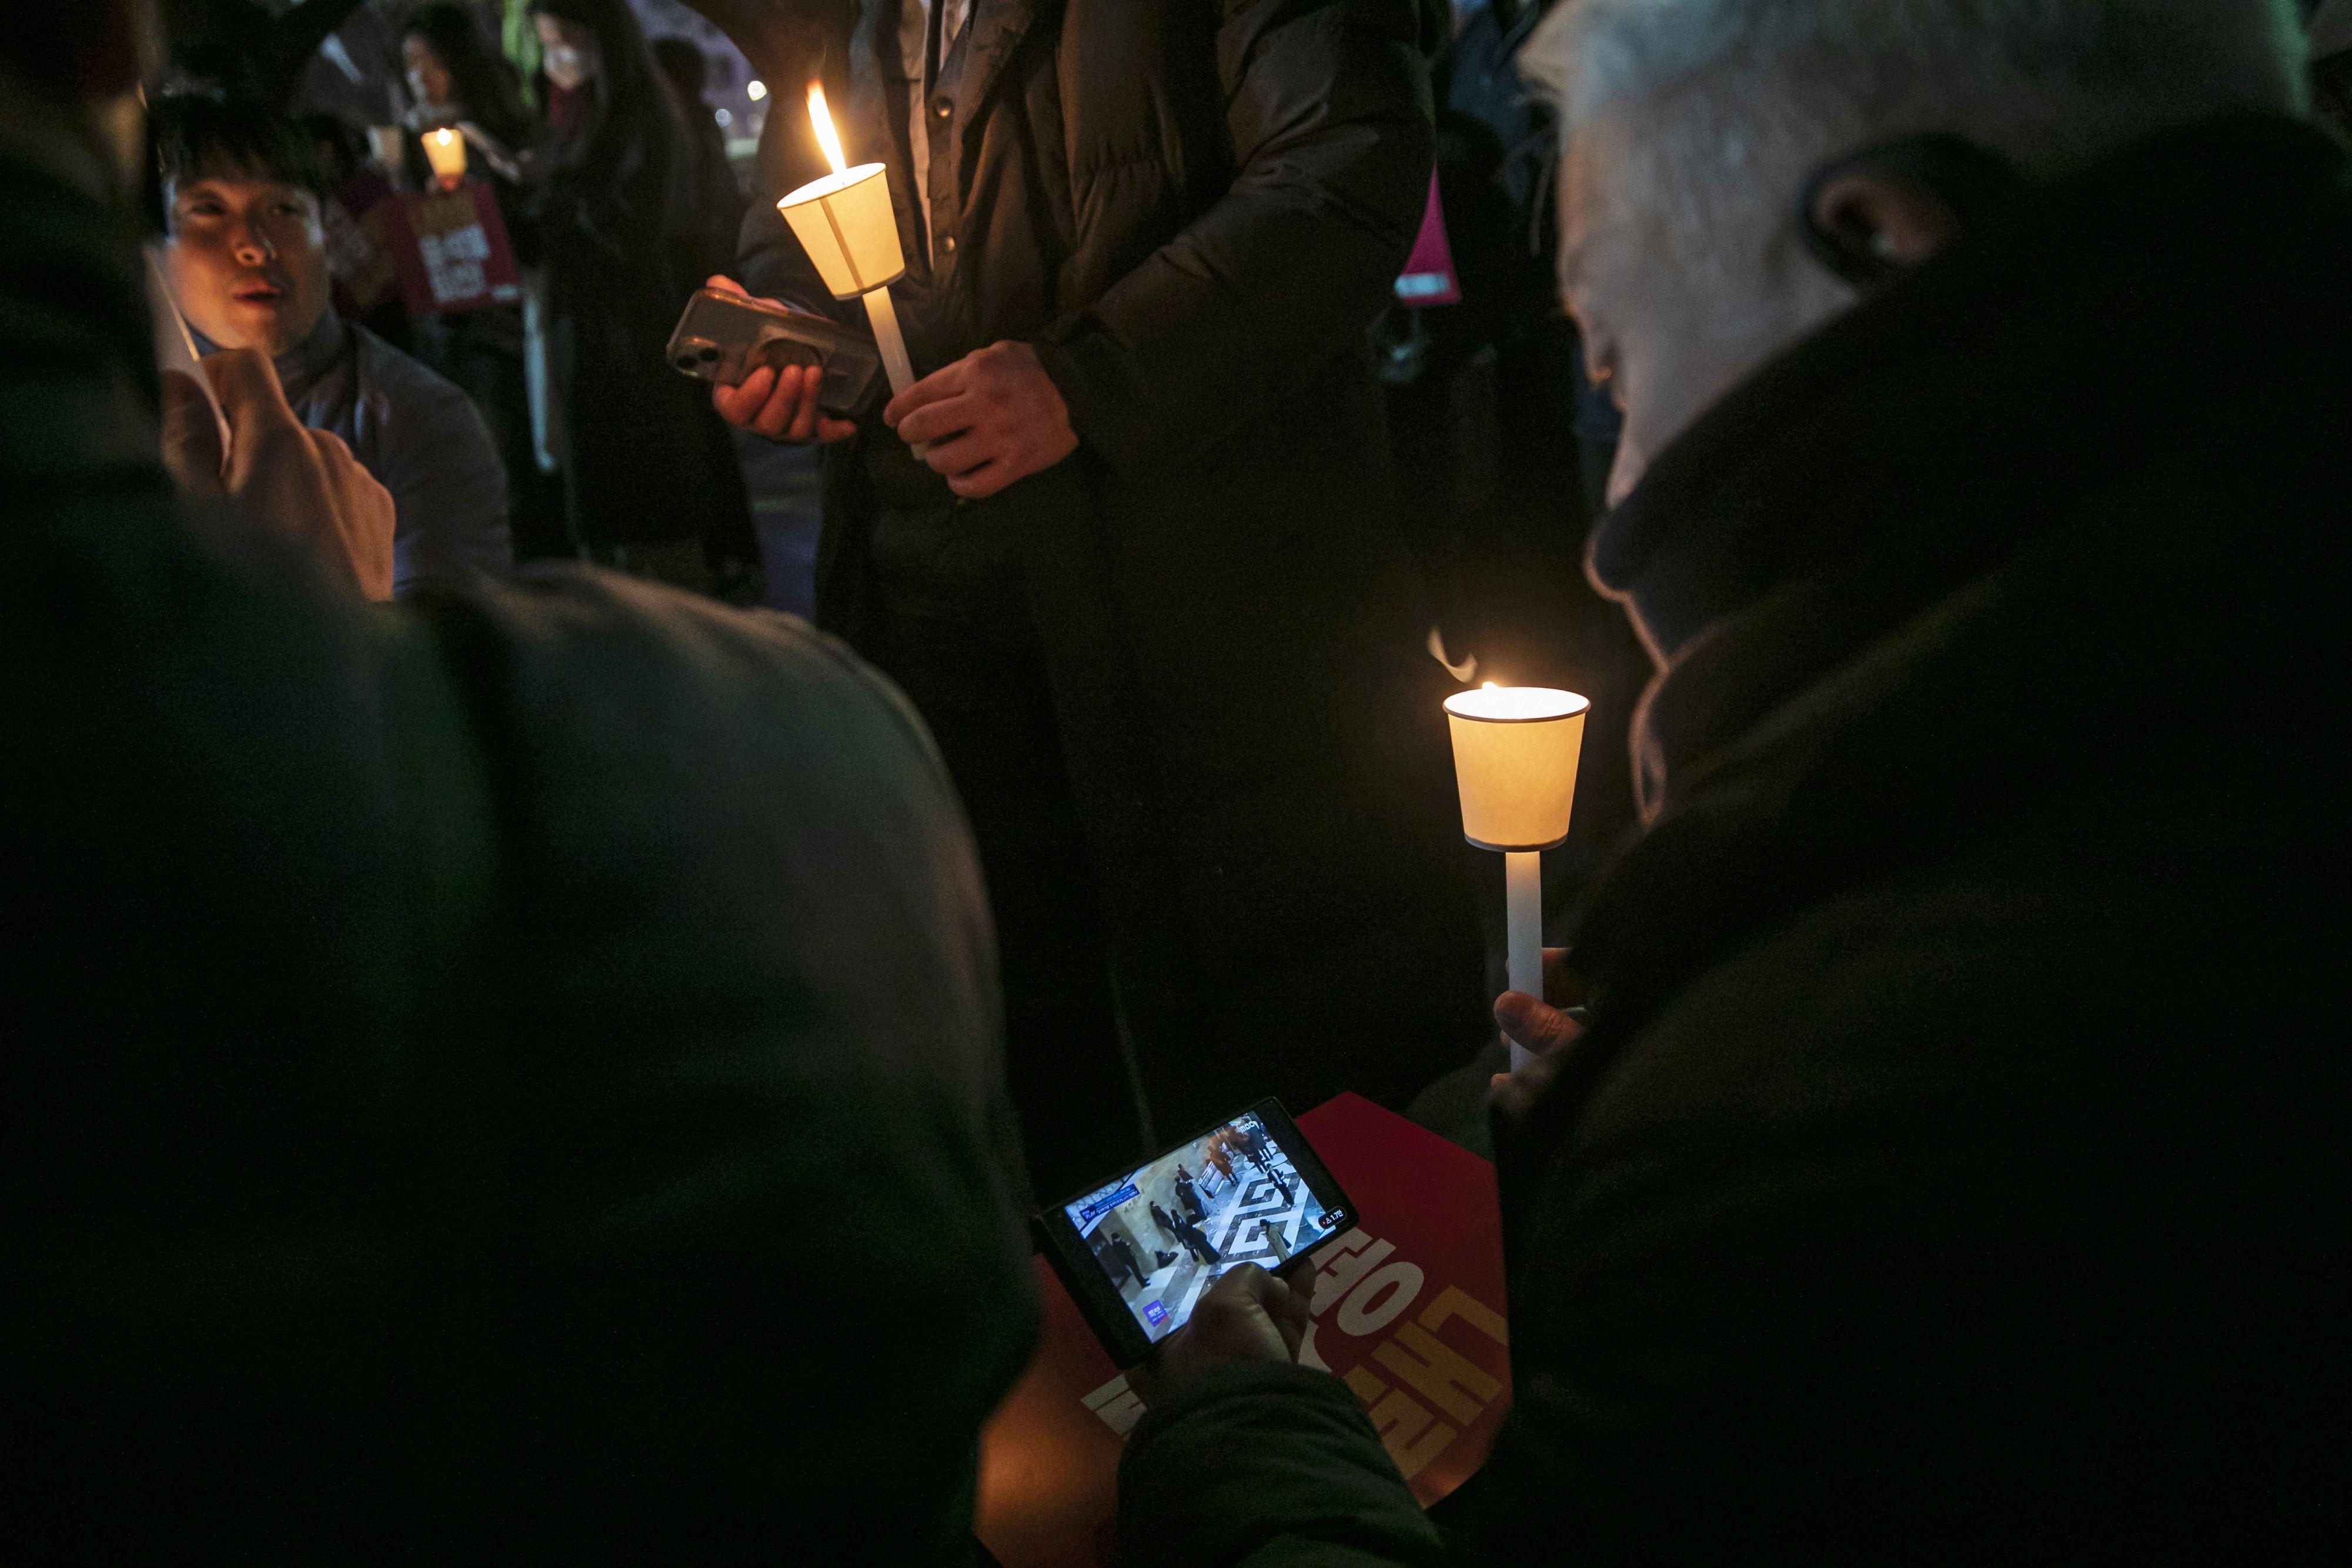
[1058,1104,1348,1348]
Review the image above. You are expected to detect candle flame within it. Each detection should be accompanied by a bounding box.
[431,128,455,146]
[807,82,847,176]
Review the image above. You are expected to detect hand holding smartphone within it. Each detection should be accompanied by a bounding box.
[666,286,883,417]
[1034,1098,1355,1367]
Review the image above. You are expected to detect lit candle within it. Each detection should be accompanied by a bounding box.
[777,83,919,403]
[421,127,466,189]
[1443,683,1590,1071]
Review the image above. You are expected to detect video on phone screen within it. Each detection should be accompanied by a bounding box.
[1063,1111,1338,1345]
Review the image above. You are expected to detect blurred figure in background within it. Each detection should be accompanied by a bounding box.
[647,28,757,599]
[152,92,510,597]
[401,4,534,185]
[650,32,737,213]
[522,0,752,593]
[396,2,570,562]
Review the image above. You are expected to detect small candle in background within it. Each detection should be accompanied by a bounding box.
[422,128,466,190]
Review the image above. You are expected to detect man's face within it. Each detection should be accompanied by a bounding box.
[163,166,330,356]
[1559,119,1847,506]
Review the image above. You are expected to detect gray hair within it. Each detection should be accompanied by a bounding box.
[1525,0,2311,210]
[1522,0,2312,423]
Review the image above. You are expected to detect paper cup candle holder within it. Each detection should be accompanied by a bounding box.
[776,84,918,399]
[1444,683,1591,1071]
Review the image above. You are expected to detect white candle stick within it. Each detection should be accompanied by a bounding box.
[1504,850,1544,1072]
[860,285,917,397]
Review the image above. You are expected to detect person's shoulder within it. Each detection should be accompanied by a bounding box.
[350,323,472,412]
[350,323,500,459]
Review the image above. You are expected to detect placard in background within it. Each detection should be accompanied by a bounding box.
[363,182,522,318]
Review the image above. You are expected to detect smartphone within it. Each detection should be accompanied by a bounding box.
[664,287,883,416]
[1034,1098,1356,1367]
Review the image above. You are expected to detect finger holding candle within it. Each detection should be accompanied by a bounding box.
[883,359,965,432]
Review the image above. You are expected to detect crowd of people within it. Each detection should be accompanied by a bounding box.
[149,0,758,591]
[4,0,2344,1559]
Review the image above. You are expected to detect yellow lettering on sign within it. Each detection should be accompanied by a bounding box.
[1372,1322,1502,1424]
[1419,1284,1509,1346]
[1367,1386,1457,1481]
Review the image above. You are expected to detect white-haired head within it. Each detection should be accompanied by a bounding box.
[1526,0,2311,504]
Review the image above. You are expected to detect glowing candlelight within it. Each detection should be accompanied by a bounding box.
[808,83,847,176]
[1444,682,1591,1071]
[422,126,466,189]
[777,82,920,407]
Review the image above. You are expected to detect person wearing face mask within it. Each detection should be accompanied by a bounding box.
[152,92,511,598]
[400,3,534,188]
[519,0,752,592]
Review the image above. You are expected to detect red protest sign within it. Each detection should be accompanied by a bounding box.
[363,182,522,317]
[975,1094,1510,1567]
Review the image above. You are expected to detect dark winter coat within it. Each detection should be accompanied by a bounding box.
[737,0,1486,1131]
[527,66,749,547]
[1114,113,2347,1561]
[2,157,1031,1559]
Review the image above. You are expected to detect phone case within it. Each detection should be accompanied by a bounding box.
[664,287,884,416]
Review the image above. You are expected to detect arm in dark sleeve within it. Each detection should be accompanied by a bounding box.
[1118,1362,1447,1568]
[1030,0,1442,481]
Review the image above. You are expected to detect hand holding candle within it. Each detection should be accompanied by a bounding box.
[1444,683,1591,1072]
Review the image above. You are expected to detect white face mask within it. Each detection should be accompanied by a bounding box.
[543,44,593,92]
